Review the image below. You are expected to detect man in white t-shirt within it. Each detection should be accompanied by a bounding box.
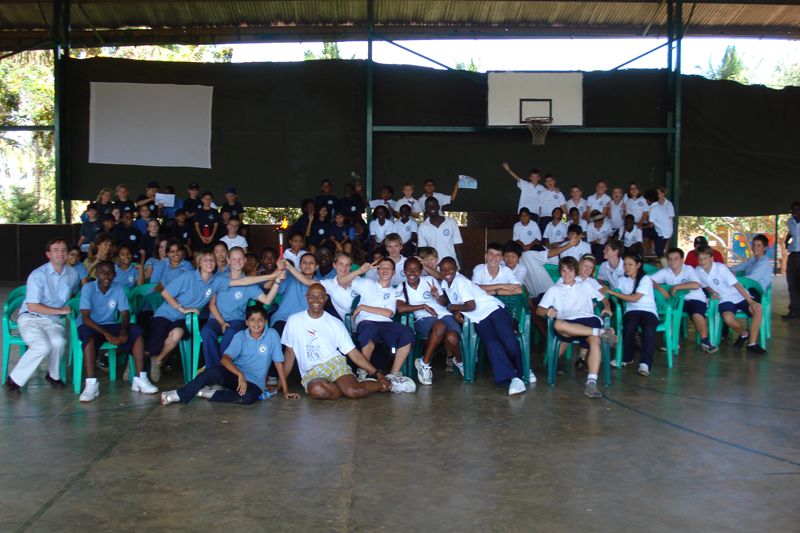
[650,247,717,353]
[695,246,765,354]
[281,284,416,398]
[417,197,463,266]
[472,242,523,296]
[537,256,615,399]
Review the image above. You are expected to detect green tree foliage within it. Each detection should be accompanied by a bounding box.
[244,206,301,224]
[0,185,53,223]
[703,45,748,83]
[304,42,354,60]
[455,58,480,72]
[773,61,800,88]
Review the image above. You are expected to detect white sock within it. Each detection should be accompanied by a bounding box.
[139,372,148,379]
[587,373,598,383]
[85,377,97,384]
[592,328,601,336]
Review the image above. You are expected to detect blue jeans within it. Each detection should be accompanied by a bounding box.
[200,318,246,369]
[177,366,261,405]
[474,308,523,385]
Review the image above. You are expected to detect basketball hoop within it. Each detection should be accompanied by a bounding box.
[524,116,553,145]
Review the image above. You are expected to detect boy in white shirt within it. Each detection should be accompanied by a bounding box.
[502,241,528,286]
[513,207,543,251]
[537,256,615,399]
[418,178,459,216]
[472,243,523,296]
[502,162,543,220]
[368,205,393,250]
[642,188,673,259]
[543,207,568,245]
[651,247,717,353]
[597,238,625,290]
[617,214,643,257]
[559,225,592,261]
[564,186,587,217]
[585,180,611,221]
[281,284,416,398]
[607,187,626,231]
[219,217,249,252]
[394,183,422,216]
[368,185,397,220]
[587,210,614,261]
[537,175,566,233]
[366,233,407,286]
[417,197,463,266]
[624,182,649,225]
[566,207,589,233]
[695,246,765,354]
[396,257,462,385]
[392,204,418,256]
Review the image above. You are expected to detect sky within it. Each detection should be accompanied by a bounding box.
[230,37,799,87]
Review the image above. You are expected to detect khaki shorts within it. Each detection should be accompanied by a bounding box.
[301,355,354,391]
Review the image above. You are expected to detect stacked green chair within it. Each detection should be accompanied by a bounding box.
[544,263,560,282]
[544,315,612,386]
[642,263,660,275]
[472,294,532,385]
[736,272,772,342]
[399,313,472,380]
[178,312,203,383]
[2,285,27,385]
[67,296,134,393]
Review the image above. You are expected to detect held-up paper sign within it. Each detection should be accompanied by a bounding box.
[155,193,175,208]
[458,175,478,189]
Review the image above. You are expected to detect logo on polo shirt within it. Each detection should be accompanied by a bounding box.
[234,290,244,300]
[128,275,134,283]
[553,194,558,199]
[205,288,213,297]
[328,200,333,205]
[405,226,410,232]
[383,292,390,300]
[350,290,359,298]
[423,291,432,299]
[129,235,136,241]
[713,279,720,285]
[318,229,324,235]
[258,344,267,354]
[451,292,459,301]
[443,229,451,236]
[108,299,117,309]
[527,230,532,236]
[351,206,356,212]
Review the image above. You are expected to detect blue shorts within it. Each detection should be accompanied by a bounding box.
[414,315,461,338]
[555,316,602,348]
[719,300,751,317]
[683,299,708,317]
[356,320,415,350]
[146,317,188,355]
[78,323,142,353]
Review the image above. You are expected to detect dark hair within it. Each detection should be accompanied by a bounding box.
[245,304,268,320]
[644,189,659,204]
[696,245,714,258]
[438,256,458,270]
[604,238,623,252]
[502,240,523,257]
[201,190,213,199]
[558,256,578,273]
[93,232,114,246]
[320,179,332,185]
[551,207,563,218]
[568,207,580,216]
[68,244,81,253]
[424,179,435,185]
[261,247,278,257]
[666,247,685,258]
[424,197,440,209]
[404,256,422,270]
[486,242,503,253]
[45,238,68,252]
[752,234,769,247]
[529,168,540,175]
[518,207,531,216]
[373,205,389,217]
[624,214,635,223]
[96,260,115,273]
[398,204,411,213]
[166,238,183,252]
[289,231,305,241]
[567,223,583,235]
[544,174,554,179]
[623,252,645,293]
[317,242,336,255]
[382,185,394,196]
[116,243,133,255]
[379,257,396,270]
[300,198,315,211]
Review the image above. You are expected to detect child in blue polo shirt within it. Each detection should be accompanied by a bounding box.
[147,249,277,382]
[77,261,158,402]
[113,244,144,290]
[202,247,284,369]
[161,305,300,405]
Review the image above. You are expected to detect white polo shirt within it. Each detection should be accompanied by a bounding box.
[319,277,359,319]
[587,220,614,245]
[369,219,394,242]
[608,199,626,229]
[559,240,592,261]
[392,218,418,244]
[418,192,451,212]
[616,274,658,316]
[618,226,643,247]
[624,195,649,223]
[517,180,544,215]
[586,193,611,216]
[471,264,521,286]
[395,196,422,215]
[513,220,542,245]
[598,259,625,289]
[647,201,673,239]
[695,262,743,304]
[365,256,407,286]
[350,277,398,326]
[651,265,706,303]
[539,190,566,218]
[397,276,452,321]
[539,278,603,320]
[564,197,587,216]
[543,221,568,243]
[440,273,503,324]
[418,217,463,266]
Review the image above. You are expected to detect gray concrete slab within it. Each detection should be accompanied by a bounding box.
[1,279,798,532]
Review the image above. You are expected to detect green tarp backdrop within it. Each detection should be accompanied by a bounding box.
[67,58,800,216]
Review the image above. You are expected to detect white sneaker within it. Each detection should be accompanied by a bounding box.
[637,363,650,377]
[414,359,433,385]
[160,390,180,405]
[528,370,537,384]
[356,368,369,382]
[197,386,217,399]
[79,379,100,402]
[150,358,162,383]
[453,359,465,377]
[610,359,631,369]
[508,377,526,396]
[132,375,158,394]
[387,374,416,394]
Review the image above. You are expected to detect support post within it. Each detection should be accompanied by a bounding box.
[671,0,683,242]
[365,0,374,212]
[53,0,71,223]
[774,213,780,274]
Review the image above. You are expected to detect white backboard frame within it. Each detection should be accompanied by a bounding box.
[487,71,584,127]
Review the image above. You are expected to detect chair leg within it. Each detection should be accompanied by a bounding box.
[72,344,82,394]
[1,343,9,385]
[108,348,117,381]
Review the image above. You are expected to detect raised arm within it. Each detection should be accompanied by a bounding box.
[501,162,522,182]
[228,269,284,287]
[256,270,285,306]
[450,179,460,202]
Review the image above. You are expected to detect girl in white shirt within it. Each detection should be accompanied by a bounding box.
[564,186,587,218]
[585,180,611,221]
[543,207,568,245]
[608,253,659,376]
[607,187,626,231]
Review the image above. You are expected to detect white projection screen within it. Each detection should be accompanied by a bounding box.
[89,82,213,168]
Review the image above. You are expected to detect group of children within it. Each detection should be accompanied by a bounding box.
[6,171,773,405]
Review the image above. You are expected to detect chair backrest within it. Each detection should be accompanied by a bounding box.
[643,263,659,275]
[544,263,560,282]
[3,294,26,332]
[653,289,670,318]
[8,284,26,302]
[737,276,765,299]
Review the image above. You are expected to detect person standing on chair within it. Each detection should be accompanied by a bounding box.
[783,201,800,320]
[7,239,78,393]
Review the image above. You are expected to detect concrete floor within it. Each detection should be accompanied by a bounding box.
[1,279,799,532]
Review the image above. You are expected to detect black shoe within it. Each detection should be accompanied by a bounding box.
[45,374,66,388]
[6,378,21,394]
[574,358,588,371]
[97,355,109,373]
[746,344,767,355]
[782,313,799,320]
[733,335,749,349]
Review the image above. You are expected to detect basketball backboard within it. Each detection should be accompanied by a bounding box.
[487,71,584,127]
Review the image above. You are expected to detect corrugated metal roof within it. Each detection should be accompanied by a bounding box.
[1,1,799,52]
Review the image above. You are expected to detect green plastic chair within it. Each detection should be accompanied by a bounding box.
[544,315,612,387]
[67,296,134,393]
[178,312,203,383]
[402,311,479,383]
[735,272,772,342]
[544,263,560,282]
[712,277,767,350]
[643,263,659,275]
[7,284,26,303]
[2,292,27,385]
[126,283,158,323]
[471,294,532,385]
